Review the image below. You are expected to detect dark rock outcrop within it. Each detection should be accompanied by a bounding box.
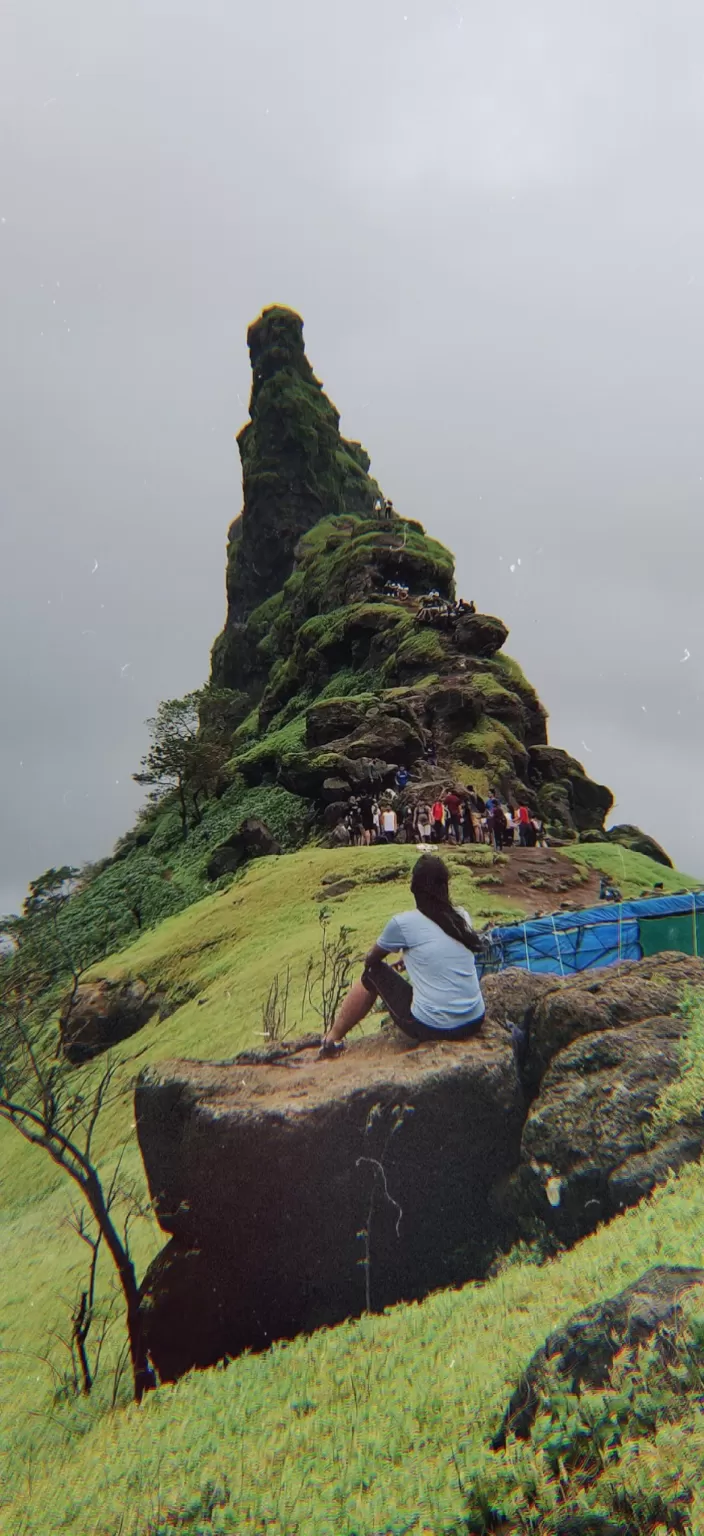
[519,951,704,1090]
[205,818,280,882]
[607,823,673,868]
[60,978,160,1064]
[136,1023,524,1380]
[454,614,508,657]
[528,745,614,834]
[511,1013,703,1243]
[492,1264,704,1447]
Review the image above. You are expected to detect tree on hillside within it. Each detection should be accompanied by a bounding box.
[133,691,228,838]
[0,888,155,1404]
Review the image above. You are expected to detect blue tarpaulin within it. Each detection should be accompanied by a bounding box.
[487,889,704,976]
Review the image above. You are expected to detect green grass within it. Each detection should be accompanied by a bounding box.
[453,717,526,780]
[565,841,702,899]
[653,991,704,1133]
[2,842,703,1535]
[7,1160,704,1533]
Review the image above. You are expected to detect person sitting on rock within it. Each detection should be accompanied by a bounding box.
[319,855,486,1055]
[395,764,410,792]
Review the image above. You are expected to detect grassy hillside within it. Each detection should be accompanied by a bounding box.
[1,840,702,1536]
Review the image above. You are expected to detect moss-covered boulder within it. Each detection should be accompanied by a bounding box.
[528,745,613,836]
[608,823,673,868]
[454,613,508,657]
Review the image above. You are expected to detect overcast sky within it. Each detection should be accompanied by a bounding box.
[2,0,704,913]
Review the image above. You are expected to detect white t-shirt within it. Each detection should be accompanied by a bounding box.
[381,809,397,832]
[376,907,484,1029]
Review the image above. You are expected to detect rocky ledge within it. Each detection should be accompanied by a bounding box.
[136,1019,522,1380]
[136,952,704,1381]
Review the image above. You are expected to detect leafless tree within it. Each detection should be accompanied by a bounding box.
[0,910,155,1403]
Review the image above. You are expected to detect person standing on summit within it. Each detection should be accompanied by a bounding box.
[444,789,462,843]
[431,798,446,842]
[516,803,532,847]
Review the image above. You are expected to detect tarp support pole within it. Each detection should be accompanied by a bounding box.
[550,914,565,978]
[523,925,531,972]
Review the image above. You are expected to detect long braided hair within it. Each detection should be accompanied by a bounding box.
[410,854,482,954]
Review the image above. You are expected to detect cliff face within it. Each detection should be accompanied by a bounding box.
[209,306,615,840]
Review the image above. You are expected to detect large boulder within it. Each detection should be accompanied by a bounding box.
[454,614,508,657]
[320,776,352,804]
[520,951,704,1090]
[136,1024,524,1380]
[345,756,397,790]
[422,682,482,732]
[607,823,673,868]
[60,977,160,1064]
[510,1013,704,1244]
[305,697,372,747]
[322,800,350,828]
[528,746,614,835]
[305,697,425,766]
[205,817,280,882]
[492,1264,704,1448]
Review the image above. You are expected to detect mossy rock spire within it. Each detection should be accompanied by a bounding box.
[211,305,382,686]
[205,307,649,846]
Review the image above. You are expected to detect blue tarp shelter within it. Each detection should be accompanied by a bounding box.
[487,890,704,977]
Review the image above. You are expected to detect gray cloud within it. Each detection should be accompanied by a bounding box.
[2,0,703,911]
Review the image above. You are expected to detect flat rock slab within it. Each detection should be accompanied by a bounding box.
[136,1024,523,1379]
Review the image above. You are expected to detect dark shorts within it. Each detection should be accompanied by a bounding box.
[362,958,485,1042]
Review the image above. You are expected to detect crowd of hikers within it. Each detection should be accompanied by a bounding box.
[332,768,546,852]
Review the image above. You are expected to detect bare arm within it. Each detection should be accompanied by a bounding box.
[364,941,395,966]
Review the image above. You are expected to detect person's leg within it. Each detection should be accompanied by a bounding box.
[325,977,377,1044]
[325,959,419,1048]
